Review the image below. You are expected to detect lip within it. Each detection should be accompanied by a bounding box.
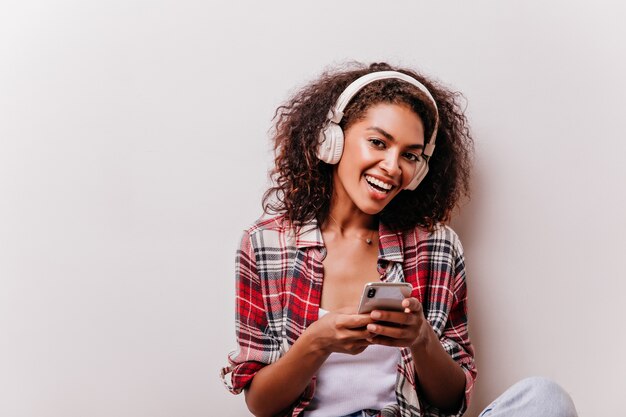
[365,173,399,189]
[363,174,396,201]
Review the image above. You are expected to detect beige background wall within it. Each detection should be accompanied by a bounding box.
[1,1,624,416]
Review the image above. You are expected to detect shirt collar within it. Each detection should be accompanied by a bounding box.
[295,220,324,248]
[295,218,405,263]
[377,221,405,263]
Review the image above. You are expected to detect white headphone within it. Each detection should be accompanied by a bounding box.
[316,70,439,191]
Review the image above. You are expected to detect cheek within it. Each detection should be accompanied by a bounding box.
[341,141,373,169]
[351,140,376,162]
[399,161,416,186]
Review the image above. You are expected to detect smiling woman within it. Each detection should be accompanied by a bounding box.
[264,63,470,232]
[220,62,578,417]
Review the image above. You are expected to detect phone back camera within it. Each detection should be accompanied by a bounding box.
[367,288,376,298]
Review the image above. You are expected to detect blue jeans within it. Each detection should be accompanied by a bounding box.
[339,377,577,417]
[339,411,377,417]
[478,377,578,417]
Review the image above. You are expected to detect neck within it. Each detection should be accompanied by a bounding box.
[326,208,377,232]
[326,173,380,232]
[323,205,379,246]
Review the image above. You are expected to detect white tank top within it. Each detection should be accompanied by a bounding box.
[305,309,400,417]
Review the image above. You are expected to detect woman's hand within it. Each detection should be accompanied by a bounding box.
[365,297,434,349]
[244,307,373,417]
[365,297,467,412]
[305,307,375,355]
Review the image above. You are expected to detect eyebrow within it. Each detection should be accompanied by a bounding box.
[366,126,424,150]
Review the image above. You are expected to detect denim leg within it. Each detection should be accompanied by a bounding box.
[337,411,365,417]
[479,377,578,417]
[337,411,379,417]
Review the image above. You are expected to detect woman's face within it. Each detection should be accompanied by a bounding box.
[333,103,425,215]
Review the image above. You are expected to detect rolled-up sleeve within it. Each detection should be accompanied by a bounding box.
[438,277,477,416]
[220,230,280,394]
[426,237,477,417]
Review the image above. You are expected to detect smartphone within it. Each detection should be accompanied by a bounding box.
[357,282,413,314]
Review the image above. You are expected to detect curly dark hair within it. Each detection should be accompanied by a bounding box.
[262,62,473,231]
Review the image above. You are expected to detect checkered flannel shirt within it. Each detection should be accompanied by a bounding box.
[221,215,476,417]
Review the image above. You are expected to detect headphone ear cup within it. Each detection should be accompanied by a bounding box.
[316,123,344,164]
[404,159,429,190]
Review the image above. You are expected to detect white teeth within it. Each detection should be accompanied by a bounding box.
[365,175,393,191]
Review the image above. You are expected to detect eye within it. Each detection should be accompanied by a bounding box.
[368,138,386,149]
[403,152,422,162]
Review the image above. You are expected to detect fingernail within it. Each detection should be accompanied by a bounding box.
[371,311,381,319]
[367,324,376,332]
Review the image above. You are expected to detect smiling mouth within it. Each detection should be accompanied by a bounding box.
[365,175,394,194]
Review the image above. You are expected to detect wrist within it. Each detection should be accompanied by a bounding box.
[410,321,437,353]
[298,324,333,358]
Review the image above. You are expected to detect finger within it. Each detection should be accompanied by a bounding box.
[366,335,402,347]
[367,322,415,340]
[401,297,422,313]
[370,310,415,325]
[345,328,378,340]
[337,313,374,329]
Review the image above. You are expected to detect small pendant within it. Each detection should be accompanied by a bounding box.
[365,238,372,245]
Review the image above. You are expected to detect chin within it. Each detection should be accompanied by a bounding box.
[357,202,388,216]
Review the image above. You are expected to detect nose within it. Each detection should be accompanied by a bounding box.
[379,150,401,178]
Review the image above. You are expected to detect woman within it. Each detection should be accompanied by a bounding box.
[221,62,577,417]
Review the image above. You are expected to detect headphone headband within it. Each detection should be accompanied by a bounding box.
[328,71,439,156]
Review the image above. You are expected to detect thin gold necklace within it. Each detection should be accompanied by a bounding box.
[328,214,375,245]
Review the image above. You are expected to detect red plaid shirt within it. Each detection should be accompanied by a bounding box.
[221,215,476,417]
